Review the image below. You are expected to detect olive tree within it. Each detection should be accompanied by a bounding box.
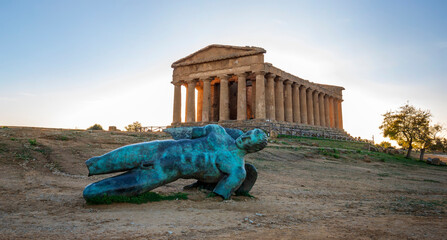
[379,104,431,158]
[415,124,443,160]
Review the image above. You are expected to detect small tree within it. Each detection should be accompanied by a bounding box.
[379,103,431,158]
[87,124,103,130]
[378,141,392,149]
[415,124,443,160]
[125,121,143,132]
[441,138,447,153]
[430,138,447,153]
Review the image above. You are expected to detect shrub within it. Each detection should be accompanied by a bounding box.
[87,124,103,130]
[125,121,143,132]
[28,139,37,146]
[57,135,69,141]
[378,141,393,149]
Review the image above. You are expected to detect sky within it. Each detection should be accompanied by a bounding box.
[1,0,446,144]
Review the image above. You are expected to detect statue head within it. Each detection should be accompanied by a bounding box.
[236,128,268,153]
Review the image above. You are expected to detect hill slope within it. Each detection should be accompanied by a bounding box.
[0,127,446,239]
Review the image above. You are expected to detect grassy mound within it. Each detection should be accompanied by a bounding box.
[273,135,436,167]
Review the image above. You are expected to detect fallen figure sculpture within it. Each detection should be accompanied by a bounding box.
[83,124,268,201]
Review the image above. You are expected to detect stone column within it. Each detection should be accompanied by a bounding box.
[333,98,340,129]
[306,88,314,125]
[300,86,307,124]
[338,100,343,129]
[172,82,182,124]
[186,79,197,123]
[266,73,276,121]
[318,93,325,127]
[275,77,284,121]
[219,75,230,121]
[284,80,293,122]
[197,86,203,122]
[237,73,247,121]
[251,79,256,118]
[201,78,212,122]
[336,99,343,129]
[255,71,266,120]
[313,91,320,126]
[328,97,335,128]
[292,83,301,123]
[324,95,330,128]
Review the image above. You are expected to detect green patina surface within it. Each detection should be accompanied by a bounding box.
[83,124,267,201]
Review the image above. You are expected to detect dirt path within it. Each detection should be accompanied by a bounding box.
[0,127,446,239]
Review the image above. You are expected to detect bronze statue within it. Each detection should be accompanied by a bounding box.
[83,124,267,200]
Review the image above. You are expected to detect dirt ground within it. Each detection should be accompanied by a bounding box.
[0,127,446,239]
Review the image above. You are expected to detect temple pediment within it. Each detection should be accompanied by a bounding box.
[172,44,266,68]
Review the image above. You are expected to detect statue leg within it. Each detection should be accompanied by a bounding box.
[83,167,177,200]
[235,163,258,194]
[85,141,163,176]
[184,164,257,195]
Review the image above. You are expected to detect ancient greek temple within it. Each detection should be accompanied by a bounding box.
[170,44,348,138]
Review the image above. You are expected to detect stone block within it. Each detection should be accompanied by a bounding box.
[269,130,278,138]
[431,158,441,165]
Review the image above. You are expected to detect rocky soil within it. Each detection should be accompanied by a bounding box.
[0,127,446,239]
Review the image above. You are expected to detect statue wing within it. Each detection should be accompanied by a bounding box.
[164,125,244,140]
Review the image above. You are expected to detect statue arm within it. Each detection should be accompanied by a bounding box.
[165,124,228,140]
[191,126,207,139]
[165,124,243,140]
[164,127,194,140]
[223,128,244,140]
[192,124,228,139]
[213,159,246,199]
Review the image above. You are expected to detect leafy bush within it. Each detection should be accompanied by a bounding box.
[57,135,69,141]
[125,121,143,132]
[378,141,392,149]
[87,124,103,130]
[28,139,37,146]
